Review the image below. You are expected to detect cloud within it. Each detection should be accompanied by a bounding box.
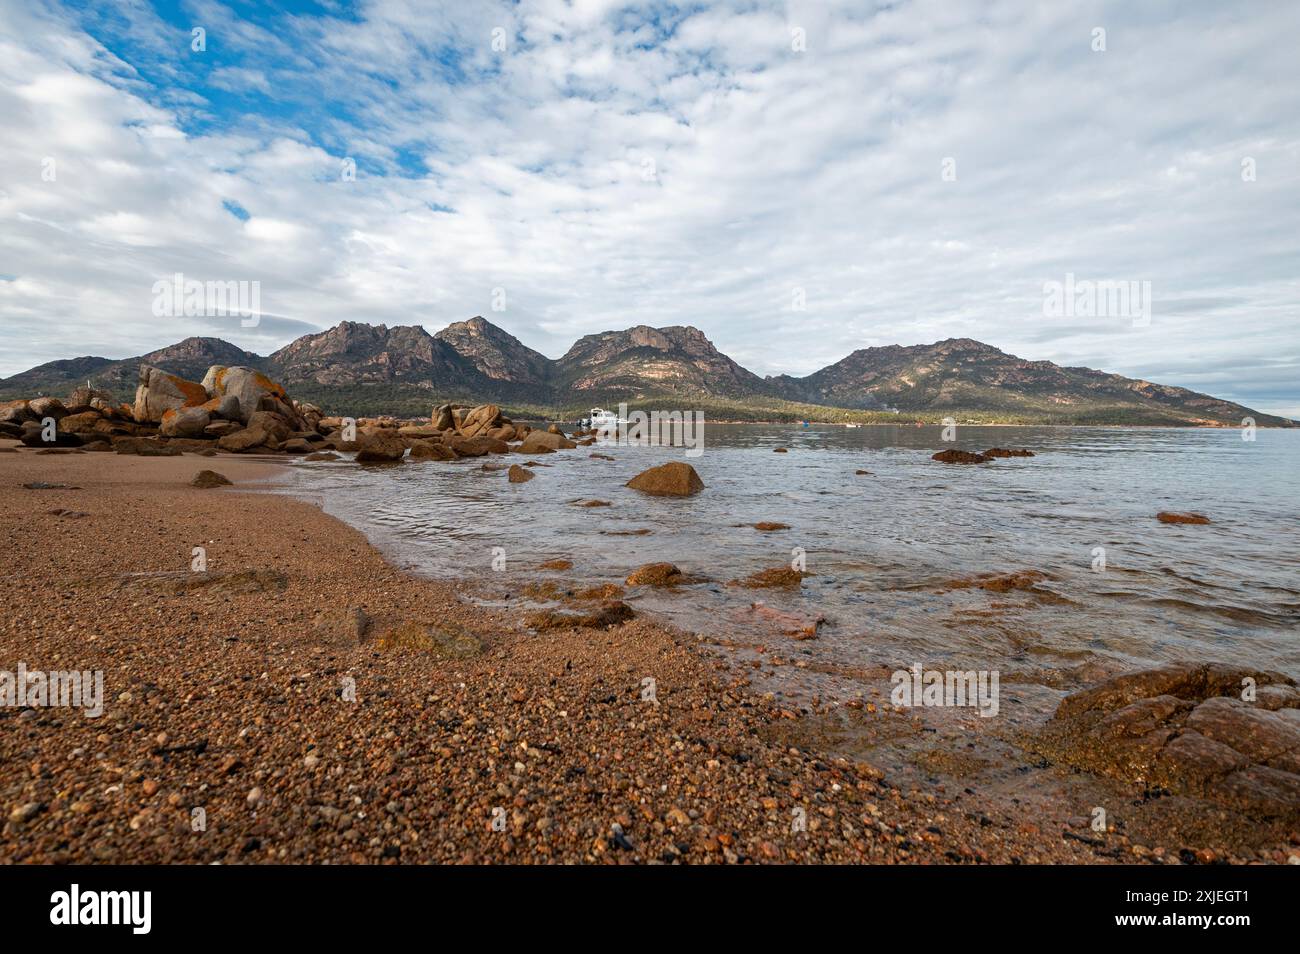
[0,0,1296,415]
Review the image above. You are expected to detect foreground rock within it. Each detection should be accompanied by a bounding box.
[507,464,534,483]
[1033,664,1300,820]
[625,462,704,497]
[191,470,232,489]
[932,449,991,464]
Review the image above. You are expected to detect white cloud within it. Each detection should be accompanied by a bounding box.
[0,0,1296,415]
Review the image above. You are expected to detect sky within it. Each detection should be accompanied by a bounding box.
[1,0,1297,416]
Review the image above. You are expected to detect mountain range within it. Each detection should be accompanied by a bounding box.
[1,317,1290,426]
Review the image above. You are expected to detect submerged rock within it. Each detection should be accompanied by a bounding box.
[734,567,806,589]
[507,464,534,483]
[1157,511,1211,525]
[932,449,991,464]
[626,562,691,587]
[944,570,1053,593]
[745,602,825,640]
[525,601,635,631]
[983,447,1035,458]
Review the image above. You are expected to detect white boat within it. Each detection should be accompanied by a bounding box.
[582,407,627,429]
[845,422,862,428]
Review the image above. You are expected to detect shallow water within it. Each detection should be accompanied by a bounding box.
[281,424,1300,702]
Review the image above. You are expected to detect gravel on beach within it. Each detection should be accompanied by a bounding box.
[0,446,1201,863]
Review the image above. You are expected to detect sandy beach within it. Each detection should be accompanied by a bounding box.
[0,442,1146,865]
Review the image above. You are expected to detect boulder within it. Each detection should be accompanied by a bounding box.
[201,366,289,425]
[518,430,576,454]
[66,386,116,414]
[409,440,456,461]
[0,400,34,424]
[431,404,458,431]
[19,420,82,447]
[932,449,991,464]
[459,404,502,438]
[133,365,208,423]
[213,394,241,420]
[160,406,211,438]
[204,421,243,438]
[355,431,406,463]
[57,411,107,435]
[280,438,313,454]
[304,451,342,462]
[448,435,509,457]
[507,464,534,483]
[246,410,292,445]
[625,461,704,497]
[27,396,68,420]
[217,424,275,453]
[488,424,517,442]
[397,425,443,440]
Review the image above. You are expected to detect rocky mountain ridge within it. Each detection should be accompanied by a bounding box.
[1,319,1291,426]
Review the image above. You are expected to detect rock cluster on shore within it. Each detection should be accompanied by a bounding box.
[2,370,560,465]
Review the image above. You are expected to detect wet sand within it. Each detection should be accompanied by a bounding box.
[0,443,1287,863]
